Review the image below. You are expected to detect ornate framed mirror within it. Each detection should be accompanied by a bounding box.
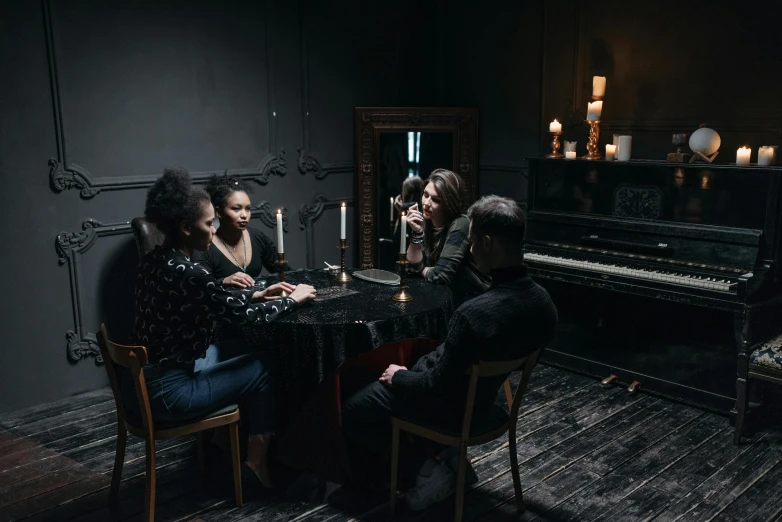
[354,107,478,269]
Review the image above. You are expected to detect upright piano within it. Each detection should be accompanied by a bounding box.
[525,158,782,412]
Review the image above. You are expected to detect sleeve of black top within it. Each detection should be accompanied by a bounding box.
[391,309,475,393]
[424,219,471,285]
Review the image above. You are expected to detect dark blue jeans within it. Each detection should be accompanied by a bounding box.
[127,346,277,436]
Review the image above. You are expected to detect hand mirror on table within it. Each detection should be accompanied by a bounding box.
[352,269,400,285]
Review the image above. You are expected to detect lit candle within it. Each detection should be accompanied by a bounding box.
[340,202,346,239]
[564,141,577,152]
[549,119,562,133]
[605,144,616,161]
[390,197,394,221]
[736,146,751,165]
[586,101,603,121]
[565,151,576,160]
[400,212,407,253]
[617,136,633,161]
[758,146,774,166]
[592,76,606,97]
[276,210,284,253]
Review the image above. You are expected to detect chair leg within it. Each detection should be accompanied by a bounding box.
[504,379,513,410]
[454,444,468,522]
[110,425,126,505]
[228,423,243,506]
[734,376,749,445]
[144,438,157,522]
[197,431,209,474]
[508,425,525,514]
[390,422,400,515]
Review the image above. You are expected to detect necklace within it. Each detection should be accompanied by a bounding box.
[217,232,246,272]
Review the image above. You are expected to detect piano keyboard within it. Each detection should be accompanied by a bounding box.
[524,252,739,293]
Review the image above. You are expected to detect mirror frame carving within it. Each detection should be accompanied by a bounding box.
[354,106,478,268]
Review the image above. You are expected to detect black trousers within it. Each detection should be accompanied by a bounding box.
[342,381,452,486]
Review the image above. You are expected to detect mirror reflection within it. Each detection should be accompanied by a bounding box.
[377,131,453,271]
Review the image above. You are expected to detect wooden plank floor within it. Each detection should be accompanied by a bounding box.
[2,366,781,522]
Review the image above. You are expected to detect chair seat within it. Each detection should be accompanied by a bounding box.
[395,403,509,438]
[126,403,239,431]
[749,333,782,373]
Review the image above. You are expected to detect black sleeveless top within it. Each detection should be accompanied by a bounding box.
[193,227,281,280]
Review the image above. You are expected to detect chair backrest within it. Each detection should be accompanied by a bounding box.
[98,323,156,437]
[131,217,165,257]
[459,350,541,442]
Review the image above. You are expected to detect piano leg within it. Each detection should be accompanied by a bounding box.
[733,309,752,445]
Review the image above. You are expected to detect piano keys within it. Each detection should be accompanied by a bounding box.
[525,158,782,412]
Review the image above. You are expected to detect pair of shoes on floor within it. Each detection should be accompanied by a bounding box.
[405,450,478,511]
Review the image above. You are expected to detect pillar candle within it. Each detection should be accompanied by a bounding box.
[605,144,616,161]
[564,141,577,152]
[390,197,394,221]
[549,119,562,133]
[586,101,603,121]
[736,147,751,165]
[565,151,576,159]
[758,146,774,166]
[276,210,284,253]
[617,136,632,161]
[592,76,606,97]
[400,212,407,253]
[340,202,346,239]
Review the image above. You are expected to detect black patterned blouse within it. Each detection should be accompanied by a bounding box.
[134,246,297,366]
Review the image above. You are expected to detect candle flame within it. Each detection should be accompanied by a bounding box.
[553,119,559,123]
[342,202,346,207]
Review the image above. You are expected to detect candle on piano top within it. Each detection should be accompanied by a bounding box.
[592,76,606,97]
[340,202,346,239]
[758,146,774,166]
[565,151,576,159]
[549,119,562,133]
[586,101,602,121]
[617,136,632,161]
[276,210,284,253]
[736,146,751,165]
[400,212,407,253]
[605,144,616,161]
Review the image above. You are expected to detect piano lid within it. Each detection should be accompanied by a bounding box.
[528,158,779,231]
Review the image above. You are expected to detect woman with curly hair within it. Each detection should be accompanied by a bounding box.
[405,169,490,305]
[193,175,286,288]
[130,166,316,487]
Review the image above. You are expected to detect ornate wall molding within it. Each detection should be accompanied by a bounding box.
[298,194,354,268]
[252,201,288,232]
[42,0,286,198]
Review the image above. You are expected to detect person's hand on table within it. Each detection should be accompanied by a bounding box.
[289,283,317,305]
[406,203,424,234]
[252,282,296,302]
[223,272,255,288]
[379,364,407,387]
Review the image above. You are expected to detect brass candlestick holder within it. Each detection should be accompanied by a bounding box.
[277,252,290,297]
[546,132,564,158]
[583,120,602,160]
[336,238,352,282]
[392,252,413,302]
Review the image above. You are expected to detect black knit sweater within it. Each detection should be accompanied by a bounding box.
[391,266,558,413]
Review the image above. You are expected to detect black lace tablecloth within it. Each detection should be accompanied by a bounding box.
[242,269,453,415]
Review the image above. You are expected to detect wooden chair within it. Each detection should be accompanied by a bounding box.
[734,333,782,444]
[389,350,540,521]
[98,324,243,522]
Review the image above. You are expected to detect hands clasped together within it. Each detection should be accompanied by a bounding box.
[405,203,424,234]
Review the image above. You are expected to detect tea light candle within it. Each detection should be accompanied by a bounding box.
[276,210,284,253]
[758,146,774,166]
[736,146,751,165]
[340,202,346,239]
[617,136,633,161]
[605,144,616,161]
[592,76,606,97]
[586,101,603,121]
[565,151,576,160]
[549,119,562,133]
[400,212,407,253]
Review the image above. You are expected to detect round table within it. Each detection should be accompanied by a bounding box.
[243,269,454,413]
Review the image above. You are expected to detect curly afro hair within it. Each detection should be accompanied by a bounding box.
[145,166,211,236]
[204,174,253,210]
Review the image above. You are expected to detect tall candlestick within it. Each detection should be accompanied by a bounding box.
[400,212,407,253]
[736,147,751,165]
[549,119,562,133]
[592,76,606,97]
[390,197,394,221]
[586,101,603,121]
[605,144,616,161]
[276,210,284,253]
[340,202,346,239]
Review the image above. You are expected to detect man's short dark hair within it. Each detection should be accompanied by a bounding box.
[467,195,525,248]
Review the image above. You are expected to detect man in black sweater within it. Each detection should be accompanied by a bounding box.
[341,195,558,510]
